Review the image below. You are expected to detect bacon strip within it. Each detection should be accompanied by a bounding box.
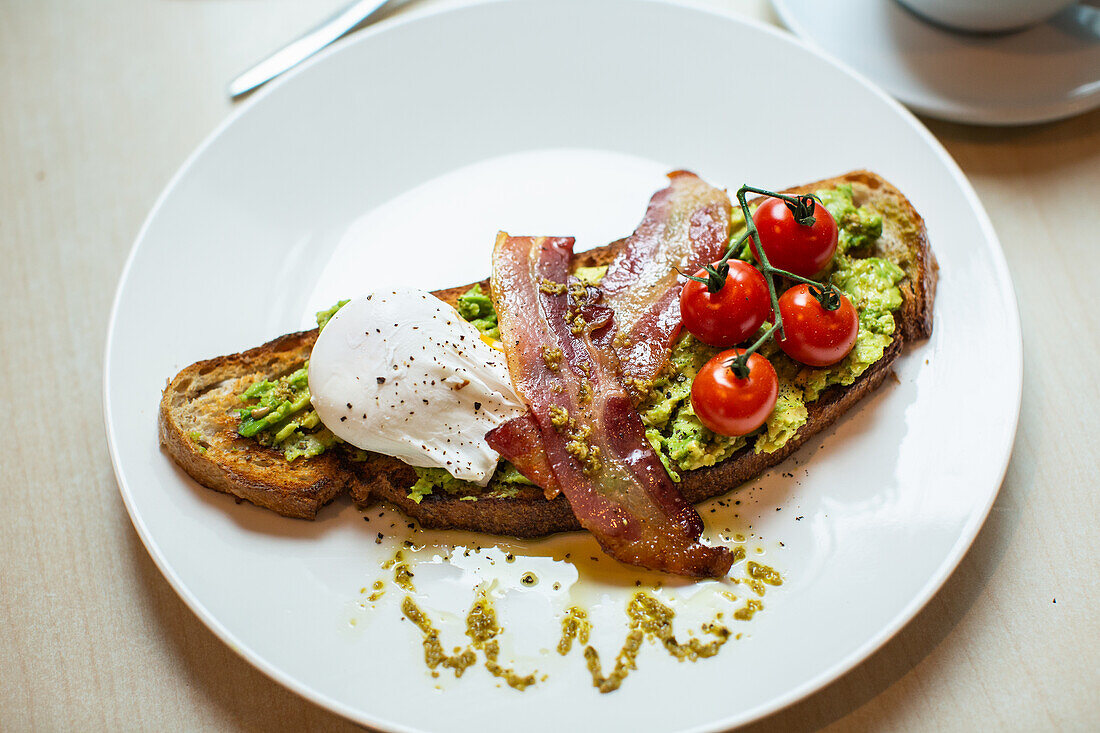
[485,413,558,497]
[601,171,732,397]
[487,233,732,578]
[488,172,732,498]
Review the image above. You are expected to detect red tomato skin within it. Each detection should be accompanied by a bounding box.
[776,284,859,367]
[750,197,839,278]
[679,261,771,347]
[691,350,779,437]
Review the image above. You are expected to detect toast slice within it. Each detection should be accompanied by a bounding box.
[159,170,936,532]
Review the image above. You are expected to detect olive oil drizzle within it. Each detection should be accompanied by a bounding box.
[402,593,538,690]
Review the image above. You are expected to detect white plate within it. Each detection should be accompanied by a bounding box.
[772,0,1100,125]
[104,1,1022,730]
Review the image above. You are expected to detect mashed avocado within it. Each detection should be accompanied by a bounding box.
[237,364,337,461]
[235,301,348,460]
[408,463,534,503]
[638,337,746,479]
[457,284,499,339]
[754,369,809,454]
[815,184,883,254]
[315,299,349,331]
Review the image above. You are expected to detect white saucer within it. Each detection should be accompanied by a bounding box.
[772,0,1100,125]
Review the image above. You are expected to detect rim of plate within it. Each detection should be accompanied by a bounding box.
[770,0,1100,126]
[102,0,1022,730]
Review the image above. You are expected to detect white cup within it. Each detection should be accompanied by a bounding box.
[895,0,1077,32]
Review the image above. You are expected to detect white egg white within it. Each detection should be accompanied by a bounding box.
[308,288,526,485]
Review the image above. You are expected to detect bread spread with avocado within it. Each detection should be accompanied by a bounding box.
[158,170,936,536]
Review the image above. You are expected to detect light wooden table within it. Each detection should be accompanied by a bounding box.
[3,1,1098,730]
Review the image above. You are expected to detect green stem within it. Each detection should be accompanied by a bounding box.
[730,184,846,324]
[720,230,751,268]
[739,185,810,208]
[740,186,819,224]
[766,266,821,287]
[735,186,785,338]
[728,321,782,379]
[681,230,753,293]
[691,184,846,371]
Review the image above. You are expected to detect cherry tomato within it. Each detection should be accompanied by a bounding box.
[679,261,771,347]
[691,350,778,437]
[750,197,838,278]
[776,284,859,367]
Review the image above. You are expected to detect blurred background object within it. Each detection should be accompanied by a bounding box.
[772,0,1100,125]
[895,0,1077,33]
[227,0,399,97]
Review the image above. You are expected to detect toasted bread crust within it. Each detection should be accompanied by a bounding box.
[158,331,362,519]
[160,170,935,535]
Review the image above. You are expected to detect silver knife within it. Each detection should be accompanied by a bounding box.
[227,0,398,98]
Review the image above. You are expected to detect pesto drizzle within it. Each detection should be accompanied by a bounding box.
[402,592,538,690]
[566,592,731,694]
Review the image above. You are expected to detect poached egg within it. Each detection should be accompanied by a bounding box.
[308,288,526,485]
